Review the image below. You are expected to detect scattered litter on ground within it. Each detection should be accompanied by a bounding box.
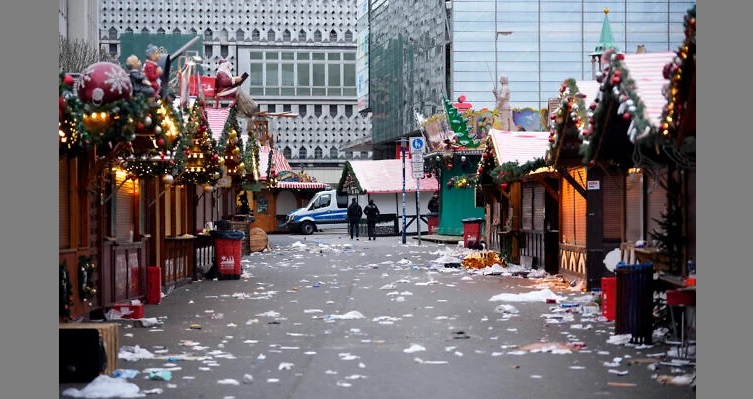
[403,344,426,353]
[119,346,155,362]
[325,310,365,320]
[607,382,637,387]
[217,379,240,385]
[61,375,143,398]
[490,288,565,303]
[655,373,695,386]
[148,370,172,381]
[414,358,449,365]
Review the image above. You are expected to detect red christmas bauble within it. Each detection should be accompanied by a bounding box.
[63,74,75,87]
[77,62,132,105]
[157,138,165,147]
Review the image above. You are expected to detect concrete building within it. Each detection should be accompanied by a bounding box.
[97,0,372,186]
[366,0,695,157]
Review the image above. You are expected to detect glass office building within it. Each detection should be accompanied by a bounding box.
[368,0,695,155]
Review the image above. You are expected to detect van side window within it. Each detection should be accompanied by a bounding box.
[315,194,331,209]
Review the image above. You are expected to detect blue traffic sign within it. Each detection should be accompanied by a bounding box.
[410,137,425,153]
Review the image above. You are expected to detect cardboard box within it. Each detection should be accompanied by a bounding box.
[113,303,144,319]
[59,322,119,377]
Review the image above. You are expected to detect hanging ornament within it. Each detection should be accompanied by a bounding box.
[162,174,174,185]
[77,62,132,106]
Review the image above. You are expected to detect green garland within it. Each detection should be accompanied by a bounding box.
[176,100,223,186]
[637,5,696,170]
[265,146,276,186]
[490,158,547,185]
[548,78,590,164]
[78,256,97,302]
[581,47,651,167]
[474,135,497,187]
[59,72,90,159]
[243,132,261,185]
[60,261,73,320]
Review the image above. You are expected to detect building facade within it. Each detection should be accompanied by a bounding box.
[368,0,694,157]
[98,0,372,185]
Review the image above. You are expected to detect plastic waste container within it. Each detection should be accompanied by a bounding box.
[211,230,245,280]
[461,218,485,249]
[615,262,654,345]
[601,277,617,321]
[427,215,439,235]
[600,276,616,321]
[146,266,162,304]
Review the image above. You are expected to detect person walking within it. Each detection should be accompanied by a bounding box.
[363,199,381,240]
[347,198,363,240]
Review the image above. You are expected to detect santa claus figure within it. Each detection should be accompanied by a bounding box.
[215,59,257,118]
[215,59,243,101]
[143,44,163,97]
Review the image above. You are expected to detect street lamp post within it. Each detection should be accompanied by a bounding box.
[494,31,513,93]
[494,2,513,93]
[400,137,407,244]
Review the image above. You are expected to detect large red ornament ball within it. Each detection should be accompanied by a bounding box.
[77,62,132,106]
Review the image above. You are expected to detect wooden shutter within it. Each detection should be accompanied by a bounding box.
[602,172,624,240]
[533,185,545,231]
[59,159,70,248]
[646,173,667,242]
[562,167,587,245]
[114,173,135,241]
[625,171,643,242]
[521,184,533,230]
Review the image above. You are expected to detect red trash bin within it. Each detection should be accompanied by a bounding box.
[601,276,616,321]
[212,230,244,280]
[427,216,438,235]
[146,266,162,304]
[461,218,484,249]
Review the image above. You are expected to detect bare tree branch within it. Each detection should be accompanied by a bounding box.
[59,36,119,74]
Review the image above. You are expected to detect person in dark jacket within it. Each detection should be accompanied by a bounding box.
[347,198,363,240]
[427,191,440,214]
[363,199,381,240]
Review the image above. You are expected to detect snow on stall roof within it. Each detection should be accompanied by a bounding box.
[348,159,439,194]
[488,130,551,165]
[621,52,675,127]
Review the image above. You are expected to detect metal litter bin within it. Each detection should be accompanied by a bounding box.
[615,262,654,345]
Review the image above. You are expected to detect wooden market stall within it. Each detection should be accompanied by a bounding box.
[475,130,557,271]
[336,159,439,236]
[252,145,330,233]
[630,6,696,277]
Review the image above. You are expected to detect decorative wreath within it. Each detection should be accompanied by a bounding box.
[78,255,97,302]
[60,262,73,320]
